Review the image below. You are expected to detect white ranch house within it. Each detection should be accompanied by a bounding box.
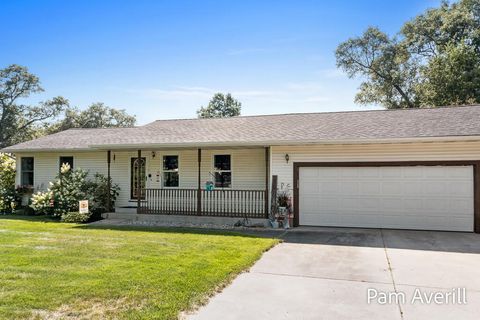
[3,106,480,233]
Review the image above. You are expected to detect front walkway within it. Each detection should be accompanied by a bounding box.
[187,227,480,320]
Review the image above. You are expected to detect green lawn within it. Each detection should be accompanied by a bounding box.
[0,216,278,319]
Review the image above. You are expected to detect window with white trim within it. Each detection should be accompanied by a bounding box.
[213,154,231,188]
[21,157,34,186]
[163,155,179,187]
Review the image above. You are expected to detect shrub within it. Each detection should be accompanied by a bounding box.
[51,164,92,216]
[0,154,17,213]
[29,163,120,221]
[86,173,120,216]
[61,211,91,223]
[13,207,35,215]
[30,190,54,215]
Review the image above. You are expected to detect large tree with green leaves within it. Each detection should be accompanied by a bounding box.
[336,0,480,109]
[47,103,136,134]
[0,64,68,148]
[0,64,137,147]
[197,93,241,118]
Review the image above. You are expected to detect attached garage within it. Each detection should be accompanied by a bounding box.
[294,162,479,232]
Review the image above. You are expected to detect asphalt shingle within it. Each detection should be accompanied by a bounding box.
[3,105,480,152]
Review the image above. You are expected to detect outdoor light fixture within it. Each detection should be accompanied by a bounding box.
[285,153,290,163]
[151,151,156,159]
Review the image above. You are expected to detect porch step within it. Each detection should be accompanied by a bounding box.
[114,207,137,214]
[102,212,137,220]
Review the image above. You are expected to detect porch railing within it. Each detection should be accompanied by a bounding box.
[139,188,267,219]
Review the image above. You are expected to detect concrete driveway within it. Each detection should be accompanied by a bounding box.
[187,227,480,320]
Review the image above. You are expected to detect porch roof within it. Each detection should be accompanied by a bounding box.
[3,105,480,152]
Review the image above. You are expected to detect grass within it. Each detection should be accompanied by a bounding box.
[0,216,278,319]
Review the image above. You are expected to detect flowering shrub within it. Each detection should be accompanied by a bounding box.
[52,163,92,215]
[30,190,54,215]
[0,154,17,213]
[30,163,120,219]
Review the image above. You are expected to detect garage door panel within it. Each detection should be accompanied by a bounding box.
[299,165,474,232]
[402,167,424,178]
[301,181,319,194]
[402,182,423,195]
[358,167,380,177]
[341,182,359,195]
[448,181,473,195]
[381,181,403,195]
[321,182,342,194]
[449,198,474,213]
[358,181,381,194]
[447,167,472,178]
[380,167,403,178]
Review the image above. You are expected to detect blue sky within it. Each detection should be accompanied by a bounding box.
[1,0,440,124]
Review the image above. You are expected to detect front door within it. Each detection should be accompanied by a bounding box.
[131,157,146,199]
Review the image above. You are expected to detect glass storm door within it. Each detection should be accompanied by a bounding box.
[131,157,146,199]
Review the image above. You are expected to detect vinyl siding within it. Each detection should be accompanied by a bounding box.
[271,140,480,198]
[14,147,267,208]
[15,152,107,190]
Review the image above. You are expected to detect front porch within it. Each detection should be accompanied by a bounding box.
[105,147,271,220]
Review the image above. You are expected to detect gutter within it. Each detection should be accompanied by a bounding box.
[88,135,480,150]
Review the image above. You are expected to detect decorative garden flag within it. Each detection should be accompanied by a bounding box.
[79,200,89,214]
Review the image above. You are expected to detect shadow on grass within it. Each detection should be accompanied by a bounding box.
[0,214,60,223]
[75,223,283,239]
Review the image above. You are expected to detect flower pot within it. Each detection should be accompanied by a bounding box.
[21,193,32,206]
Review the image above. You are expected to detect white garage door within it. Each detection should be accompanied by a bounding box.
[299,166,474,232]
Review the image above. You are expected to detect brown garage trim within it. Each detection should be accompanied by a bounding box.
[293,161,480,233]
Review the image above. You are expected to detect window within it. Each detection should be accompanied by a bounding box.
[163,155,179,187]
[214,155,231,188]
[21,157,34,186]
[59,156,74,171]
[130,157,146,199]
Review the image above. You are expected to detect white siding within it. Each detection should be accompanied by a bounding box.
[15,152,107,190]
[14,147,267,208]
[271,141,480,198]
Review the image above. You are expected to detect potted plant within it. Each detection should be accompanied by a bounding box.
[16,185,34,207]
[275,190,291,228]
[277,190,289,211]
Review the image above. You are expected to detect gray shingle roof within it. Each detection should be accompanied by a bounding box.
[3,105,480,152]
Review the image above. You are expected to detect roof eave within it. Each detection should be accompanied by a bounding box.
[88,135,480,150]
[0,147,94,153]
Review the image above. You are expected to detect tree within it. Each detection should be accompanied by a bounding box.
[335,0,480,109]
[336,27,419,109]
[0,64,68,148]
[197,93,241,118]
[47,102,136,134]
